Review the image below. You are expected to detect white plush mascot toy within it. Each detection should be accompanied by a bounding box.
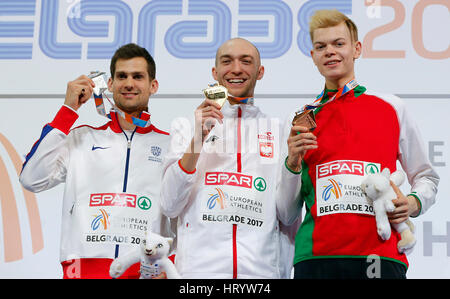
[361,168,416,254]
[109,231,181,279]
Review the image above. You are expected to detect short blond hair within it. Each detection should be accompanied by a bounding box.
[309,9,358,42]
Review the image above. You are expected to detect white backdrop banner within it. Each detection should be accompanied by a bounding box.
[0,0,449,278]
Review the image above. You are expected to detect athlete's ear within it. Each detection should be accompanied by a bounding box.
[310,49,319,66]
[353,41,362,60]
[108,77,113,92]
[212,67,218,81]
[256,65,265,81]
[150,78,159,95]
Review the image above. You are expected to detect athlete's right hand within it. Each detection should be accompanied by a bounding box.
[194,99,224,143]
[286,125,318,172]
[180,99,224,171]
[64,75,95,111]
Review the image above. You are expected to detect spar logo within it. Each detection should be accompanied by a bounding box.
[365,163,380,175]
[322,179,343,201]
[0,133,44,262]
[317,160,366,178]
[205,172,267,192]
[90,193,152,210]
[90,193,137,208]
[207,188,227,210]
[205,172,252,189]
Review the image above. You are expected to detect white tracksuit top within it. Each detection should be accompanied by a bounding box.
[160,101,298,279]
[19,105,171,263]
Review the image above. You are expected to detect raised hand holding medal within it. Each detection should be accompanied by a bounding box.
[193,83,226,147]
[198,82,254,144]
[64,75,95,111]
[88,71,151,128]
[202,83,228,108]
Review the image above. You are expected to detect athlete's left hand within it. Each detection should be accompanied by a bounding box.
[388,181,420,224]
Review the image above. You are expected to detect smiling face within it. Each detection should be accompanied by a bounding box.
[212,38,264,101]
[108,57,158,116]
[310,22,361,89]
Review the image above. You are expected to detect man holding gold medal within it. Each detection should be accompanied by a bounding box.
[276,9,439,279]
[160,38,297,278]
[20,44,172,279]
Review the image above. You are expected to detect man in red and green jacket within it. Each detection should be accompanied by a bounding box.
[276,9,439,279]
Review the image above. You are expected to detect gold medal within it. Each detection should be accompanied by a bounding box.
[203,83,228,108]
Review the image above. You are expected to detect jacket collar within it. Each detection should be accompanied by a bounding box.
[221,99,260,118]
[108,110,156,134]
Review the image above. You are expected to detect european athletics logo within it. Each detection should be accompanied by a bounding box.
[207,188,227,210]
[91,209,110,231]
[322,179,343,201]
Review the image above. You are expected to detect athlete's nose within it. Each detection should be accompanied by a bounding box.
[324,44,336,57]
[230,60,243,75]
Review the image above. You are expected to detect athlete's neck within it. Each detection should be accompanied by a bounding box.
[325,74,355,90]
[117,114,136,131]
[227,95,254,105]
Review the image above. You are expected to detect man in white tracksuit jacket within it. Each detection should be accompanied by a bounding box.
[160,38,299,279]
[19,44,171,279]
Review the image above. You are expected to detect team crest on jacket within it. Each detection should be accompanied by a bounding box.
[151,146,161,156]
[149,145,162,163]
[258,132,274,158]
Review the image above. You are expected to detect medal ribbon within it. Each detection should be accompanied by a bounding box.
[94,93,151,128]
[89,72,151,128]
[300,79,359,113]
[228,95,254,105]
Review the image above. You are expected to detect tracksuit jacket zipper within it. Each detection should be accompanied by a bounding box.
[233,107,243,278]
[115,128,136,258]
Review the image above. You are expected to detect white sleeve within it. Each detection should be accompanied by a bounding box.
[275,115,303,226]
[19,105,78,193]
[396,98,439,216]
[160,117,198,218]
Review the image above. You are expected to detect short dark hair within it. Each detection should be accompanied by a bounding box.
[110,43,156,79]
